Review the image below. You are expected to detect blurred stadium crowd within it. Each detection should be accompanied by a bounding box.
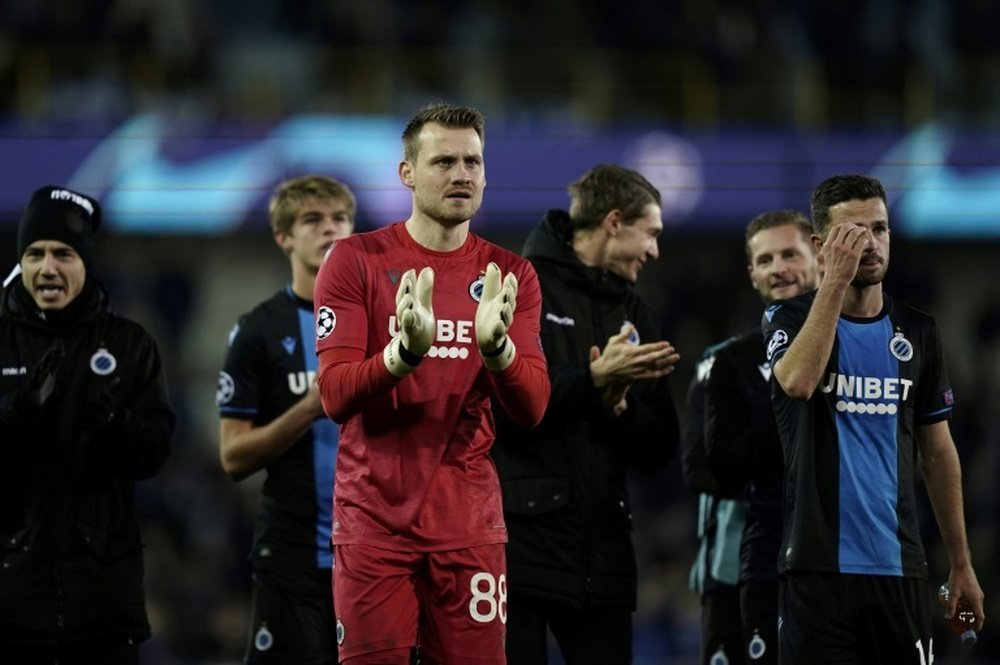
[2,0,1000,125]
[3,1,999,663]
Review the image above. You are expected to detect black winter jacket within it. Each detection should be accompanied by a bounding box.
[491,210,680,610]
[0,277,174,646]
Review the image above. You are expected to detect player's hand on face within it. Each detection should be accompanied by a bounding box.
[396,267,436,357]
[476,262,518,371]
[819,223,869,284]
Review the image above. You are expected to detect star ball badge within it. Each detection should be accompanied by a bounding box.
[316,306,336,340]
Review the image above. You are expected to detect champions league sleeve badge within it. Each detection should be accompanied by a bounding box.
[216,371,235,405]
[766,329,788,362]
[316,306,336,340]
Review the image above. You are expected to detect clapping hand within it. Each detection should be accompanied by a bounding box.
[383,267,435,377]
[0,340,66,425]
[589,323,679,416]
[476,262,518,371]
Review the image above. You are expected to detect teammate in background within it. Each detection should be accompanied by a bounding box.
[314,104,550,665]
[492,164,681,665]
[683,355,747,665]
[700,210,818,665]
[764,174,985,663]
[0,186,175,664]
[217,175,356,665]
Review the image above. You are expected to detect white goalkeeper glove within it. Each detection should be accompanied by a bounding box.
[383,267,435,377]
[476,262,517,372]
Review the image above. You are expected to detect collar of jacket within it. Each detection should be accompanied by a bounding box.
[1,277,109,333]
[523,209,631,296]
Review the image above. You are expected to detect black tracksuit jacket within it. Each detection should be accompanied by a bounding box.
[702,328,783,585]
[492,210,680,610]
[0,278,174,646]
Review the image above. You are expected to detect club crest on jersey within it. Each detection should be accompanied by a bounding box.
[749,632,767,660]
[216,371,235,405]
[621,320,640,345]
[888,332,913,362]
[336,617,346,645]
[316,306,336,339]
[253,625,273,652]
[89,348,117,376]
[469,273,485,302]
[710,646,730,665]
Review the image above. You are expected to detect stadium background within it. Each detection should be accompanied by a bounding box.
[1,2,998,662]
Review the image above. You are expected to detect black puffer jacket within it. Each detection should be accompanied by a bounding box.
[492,210,680,610]
[0,277,174,646]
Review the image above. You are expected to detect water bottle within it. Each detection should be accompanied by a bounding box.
[938,583,977,646]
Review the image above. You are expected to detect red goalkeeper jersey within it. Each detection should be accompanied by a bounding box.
[315,223,550,551]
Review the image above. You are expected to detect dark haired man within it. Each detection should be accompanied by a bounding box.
[689,210,817,665]
[314,104,551,664]
[764,174,984,663]
[492,164,681,665]
[0,185,174,664]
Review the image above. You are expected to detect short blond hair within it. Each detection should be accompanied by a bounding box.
[268,175,356,236]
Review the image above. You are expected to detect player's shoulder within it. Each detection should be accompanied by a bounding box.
[228,289,292,342]
[475,235,532,269]
[693,335,736,384]
[241,288,290,321]
[700,334,740,362]
[885,293,936,327]
[722,327,764,356]
[105,311,155,341]
[320,226,399,279]
[763,289,815,325]
[334,225,395,254]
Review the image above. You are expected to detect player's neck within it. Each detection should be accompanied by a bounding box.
[405,215,469,252]
[571,229,604,268]
[290,269,315,302]
[841,283,882,318]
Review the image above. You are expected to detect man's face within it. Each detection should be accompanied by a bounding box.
[278,196,354,275]
[748,224,819,303]
[20,240,86,310]
[602,204,663,283]
[400,123,485,227]
[824,197,890,288]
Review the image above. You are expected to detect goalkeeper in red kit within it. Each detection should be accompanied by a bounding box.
[314,104,551,665]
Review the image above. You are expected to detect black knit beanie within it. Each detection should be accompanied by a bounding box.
[16,185,102,268]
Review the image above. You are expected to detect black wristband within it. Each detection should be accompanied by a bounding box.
[481,338,508,358]
[398,341,424,367]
